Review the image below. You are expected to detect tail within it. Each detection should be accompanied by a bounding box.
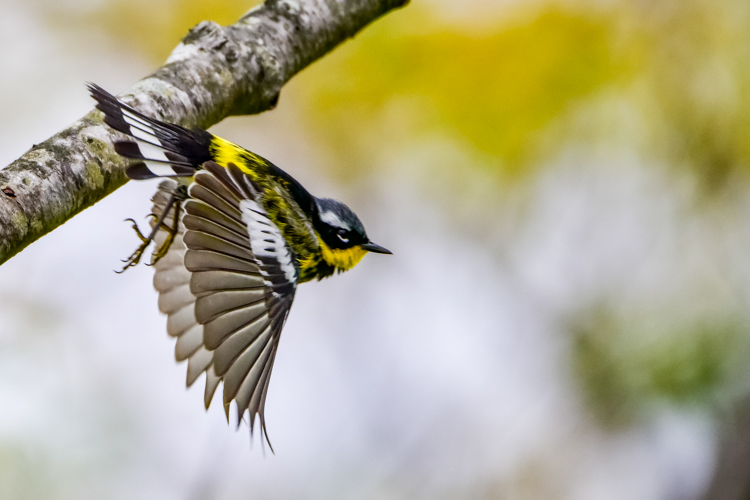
[88,83,213,179]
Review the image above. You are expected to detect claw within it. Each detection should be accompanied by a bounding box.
[148,200,181,266]
[116,238,151,273]
[124,218,150,243]
[116,194,180,273]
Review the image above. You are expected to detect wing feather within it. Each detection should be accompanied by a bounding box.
[221,324,275,404]
[182,161,297,448]
[157,284,193,315]
[204,367,221,409]
[183,231,253,261]
[148,180,217,386]
[192,167,245,205]
[144,165,297,448]
[247,342,279,435]
[194,289,266,322]
[186,346,213,387]
[201,303,268,349]
[188,184,244,223]
[212,314,271,374]
[182,214,252,250]
[183,201,247,238]
[166,304,196,337]
[191,270,265,294]
[234,339,276,429]
[184,249,260,274]
[174,324,204,361]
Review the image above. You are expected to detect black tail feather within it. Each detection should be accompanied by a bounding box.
[88,83,213,179]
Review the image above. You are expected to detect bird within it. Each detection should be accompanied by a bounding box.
[88,83,392,450]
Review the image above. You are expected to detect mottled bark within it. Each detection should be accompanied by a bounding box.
[0,0,407,265]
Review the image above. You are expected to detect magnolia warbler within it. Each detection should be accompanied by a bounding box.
[89,84,391,449]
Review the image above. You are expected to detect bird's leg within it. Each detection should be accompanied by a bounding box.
[148,198,182,265]
[117,184,187,273]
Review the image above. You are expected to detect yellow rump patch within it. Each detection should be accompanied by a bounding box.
[209,136,265,176]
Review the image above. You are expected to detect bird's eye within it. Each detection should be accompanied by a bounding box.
[336,229,349,243]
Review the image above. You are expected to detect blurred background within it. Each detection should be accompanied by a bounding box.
[2,0,750,498]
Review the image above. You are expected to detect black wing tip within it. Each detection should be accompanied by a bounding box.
[214,386,275,455]
[261,415,275,455]
[247,412,275,455]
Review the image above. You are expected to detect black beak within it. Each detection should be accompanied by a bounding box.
[362,242,392,254]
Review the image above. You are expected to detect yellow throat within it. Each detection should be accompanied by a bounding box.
[319,237,367,271]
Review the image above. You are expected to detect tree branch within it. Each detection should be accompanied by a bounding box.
[0,0,407,265]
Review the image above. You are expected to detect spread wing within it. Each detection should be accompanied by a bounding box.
[148,166,297,450]
[150,181,221,402]
[182,161,298,449]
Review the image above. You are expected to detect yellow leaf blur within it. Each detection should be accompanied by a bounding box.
[294,4,623,179]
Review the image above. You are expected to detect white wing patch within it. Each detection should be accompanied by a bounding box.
[240,199,297,285]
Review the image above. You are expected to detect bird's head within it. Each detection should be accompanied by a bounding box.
[313,198,391,271]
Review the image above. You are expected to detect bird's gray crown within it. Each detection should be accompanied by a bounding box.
[315,197,366,237]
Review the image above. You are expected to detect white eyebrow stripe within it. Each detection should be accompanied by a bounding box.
[319,210,349,230]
